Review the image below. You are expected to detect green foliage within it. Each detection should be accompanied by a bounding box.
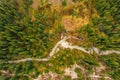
[0,0,52,59]
[72,0,83,3]
[0,0,19,27]
[100,54,120,79]
[83,55,98,66]
[75,68,83,79]
[28,0,33,5]
[95,0,120,21]
[77,0,120,50]
[0,76,5,80]
[0,0,120,80]
[0,0,62,79]
[62,0,67,6]
[93,0,120,50]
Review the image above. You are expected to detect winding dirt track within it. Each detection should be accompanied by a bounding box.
[2,36,120,64]
[1,36,118,80]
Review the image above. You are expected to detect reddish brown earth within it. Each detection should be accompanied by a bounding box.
[31,0,39,9]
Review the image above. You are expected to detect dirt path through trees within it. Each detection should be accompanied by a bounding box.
[1,36,120,64]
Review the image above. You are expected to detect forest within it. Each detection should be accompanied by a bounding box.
[0,0,120,80]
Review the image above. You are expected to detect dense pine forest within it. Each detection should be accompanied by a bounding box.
[0,0,120,80]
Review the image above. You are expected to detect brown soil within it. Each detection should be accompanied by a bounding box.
[61,15,89,32]
[31,0,39,9]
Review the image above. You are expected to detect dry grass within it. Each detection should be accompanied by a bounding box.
[61,15,89,32]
